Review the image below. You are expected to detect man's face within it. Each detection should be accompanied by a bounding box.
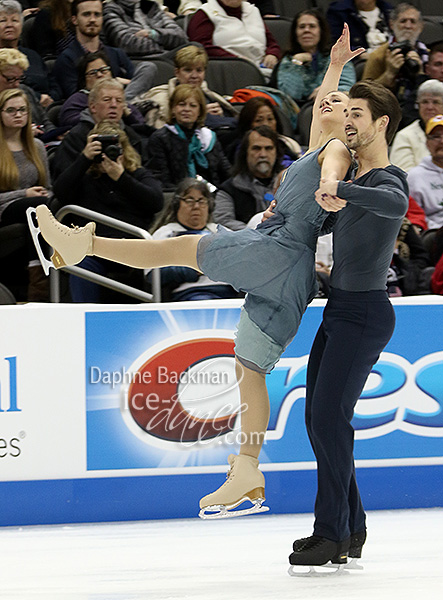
[0,11,22,47]
[426,52,443,83]
[0,66,24,92]
[426,125,443,164]
[391,8,422,44]
[246,131,277,178]
[89,87,125,122]
[73,1,103,38]
[344,98,380,150]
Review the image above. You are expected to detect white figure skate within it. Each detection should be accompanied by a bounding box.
[27,205,95,275]
[199,454,269,519]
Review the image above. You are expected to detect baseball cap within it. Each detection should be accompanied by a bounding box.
[426,114,443,135]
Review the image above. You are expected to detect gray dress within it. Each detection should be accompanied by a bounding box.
[197,143,336,349]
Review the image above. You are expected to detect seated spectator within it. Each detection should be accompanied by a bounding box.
[0,88,53,300]
[52,78,152,179]
[426,43,443,84]
[150,177,238,301]
[275,10,355,114]
[430,227,443,294]
[213,124,282,230]
[26,0,75,58]
[362,3,428,129]
[224,96,301,167]
[53,118,163,302]
[53,0,156,101]
[0,0,60,105]
[386,217,433,296]
[390,79,443,172]
[147,84,231,191]
[408,115,443,231]
[326,0,392,54]
[59,51,144,127]
[153,0,202,16]
[102,0,188,58]
[133,44,238,130]
[0,48,56,136]
[187,0,280,73]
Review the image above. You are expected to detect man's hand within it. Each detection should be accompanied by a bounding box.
[386,48,405,75]
[262,54,278,69]
[206,102,224,116]
[315,179,347,212]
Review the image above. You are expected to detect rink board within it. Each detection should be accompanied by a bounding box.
[0,298,442,526]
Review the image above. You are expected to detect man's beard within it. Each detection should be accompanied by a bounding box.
[255,161,272,176]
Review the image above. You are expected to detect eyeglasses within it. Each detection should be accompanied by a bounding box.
[2,106,28,116]
[0,73,25,84]
[86,66,112,77]
[427,134,443,142]
[180,197,209,207]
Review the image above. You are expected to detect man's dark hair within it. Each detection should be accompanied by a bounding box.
[349,81,402,144]
[72,0,103,17]
[429,42,443,59]
[234,125,283,177]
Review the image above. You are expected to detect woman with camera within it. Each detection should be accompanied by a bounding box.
[53,119,163,301]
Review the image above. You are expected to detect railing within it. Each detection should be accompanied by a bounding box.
[50,205,161,303]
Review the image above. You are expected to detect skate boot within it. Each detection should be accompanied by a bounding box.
[198,454,269,519]
[27,205,95,275]
[288,535,349,576]
[347,530,366,570]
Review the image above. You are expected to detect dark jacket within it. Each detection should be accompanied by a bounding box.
[326,0,393,49]
[19,45,62,101]
[147,125,231,191]
[52,38,135,99]
[26,8,75,58]
[53,152,163,236]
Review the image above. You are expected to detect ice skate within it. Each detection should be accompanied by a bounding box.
[27,205,95,275]
[346,530,366,570]
[198,454,269,519]
[288,535,349,577]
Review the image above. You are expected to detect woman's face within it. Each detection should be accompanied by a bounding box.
[84,59,112,91]
[1,95,28,130]
[318,92,349,126]
[296,14,321,52]
[418,93,443,124]
[176,187,209,230]
[252,105,277,131]
[175,63,206,88]
[172,95,201,128]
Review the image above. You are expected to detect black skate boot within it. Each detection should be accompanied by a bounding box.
[347,530,366,569]
[288,535,349,576]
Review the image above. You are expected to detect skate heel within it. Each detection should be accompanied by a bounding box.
[51,250,66,269]
[331,550,348,565]
[247,487,265,501]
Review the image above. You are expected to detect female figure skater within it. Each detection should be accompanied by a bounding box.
[30,25,363,519]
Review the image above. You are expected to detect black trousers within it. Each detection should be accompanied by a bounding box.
[305,287,395,542]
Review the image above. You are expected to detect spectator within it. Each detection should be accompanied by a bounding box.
[52,78,152,178]
[390,79,443,172]
[26,0,75,58]
[102,0,188,58]
[276,10,356,110]
[430,227,443,294]
[187,0,280,73]
[147,83,231,191]
[59,50,144,127]
[326,0,392,53]
[150,177,237,300]
[53,0,156,101]
[213,124,282,230]
[408,115,443,230]
[153,0,202,16]
[53,118,163,302]
[426,42,443,84]
[0,0,60,105]
[0,88,53,300]
[133,45,239,130]
[0,48,56,135]
[224,96,301,167]
[362,3,428,129]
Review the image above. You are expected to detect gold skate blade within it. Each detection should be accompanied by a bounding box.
[288,563,349,577]
[26,207,54,276]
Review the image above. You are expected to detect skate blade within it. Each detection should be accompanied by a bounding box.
[288,563,348,577]
[199,499,269,520]
[344,558,364,570]
[26,207,55,276]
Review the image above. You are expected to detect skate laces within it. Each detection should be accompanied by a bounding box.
[297,536,324,552]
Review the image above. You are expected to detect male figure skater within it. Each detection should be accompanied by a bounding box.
[289,81,409,570]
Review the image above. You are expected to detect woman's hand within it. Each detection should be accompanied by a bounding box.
[291,52,313,65]
[26,186,49,198]
[262,199,277,222]
[330,23,365,67]
[101,154,124,181]
[262,54,279,69]
[83,135,103,161]
[206,102,224,116]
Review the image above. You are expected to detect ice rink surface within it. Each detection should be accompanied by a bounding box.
[1,508,442,600]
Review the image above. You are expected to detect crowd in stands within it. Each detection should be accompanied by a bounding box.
[1,0,443,304]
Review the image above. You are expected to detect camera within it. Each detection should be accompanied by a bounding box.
[388,40,420,75]
[93,134,122,163]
